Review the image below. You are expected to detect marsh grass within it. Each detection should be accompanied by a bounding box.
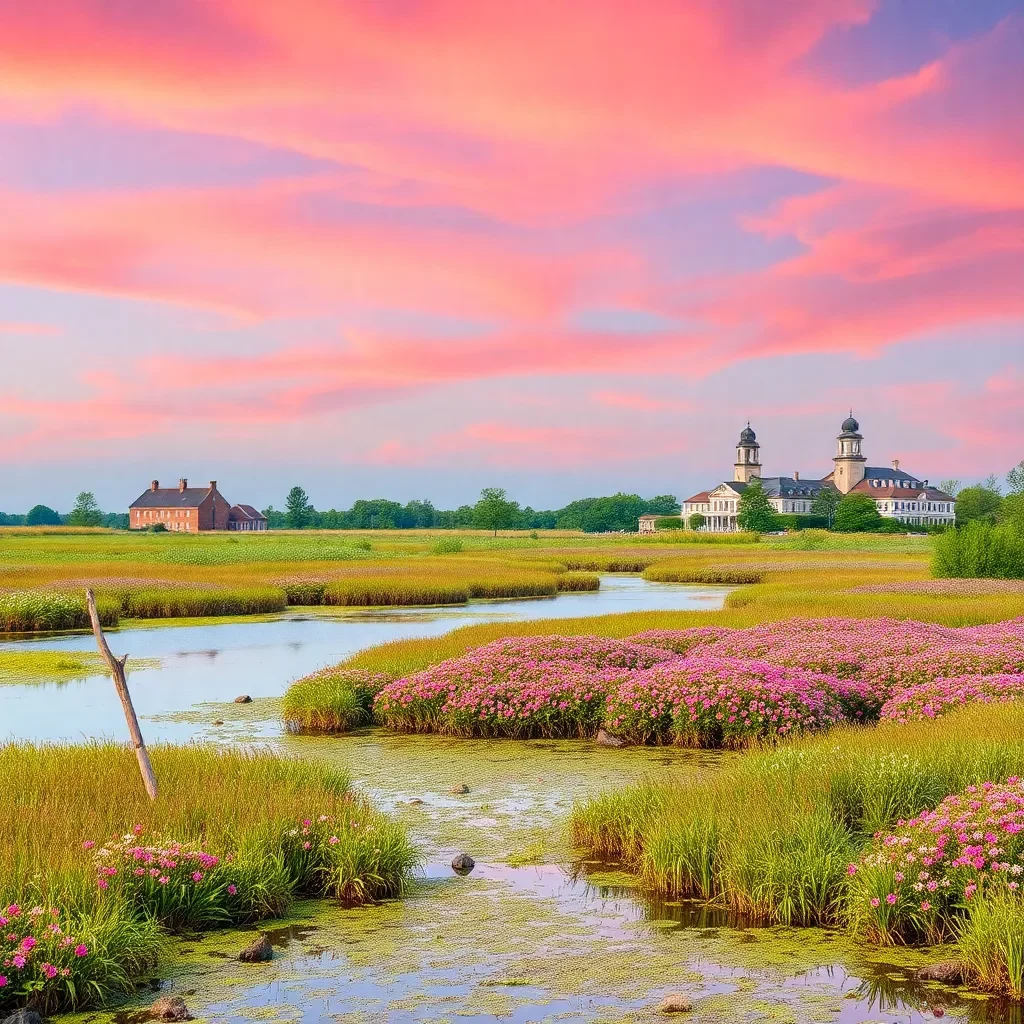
[282,668,392,732]
[0,743,418,1013]
[118,585,287,618]
[555,571,601,592]
[0,591,120,633]
[570,704,1024,929]
[959,890,1024,999]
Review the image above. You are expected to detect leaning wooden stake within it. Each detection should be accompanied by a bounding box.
[86,588,158,800]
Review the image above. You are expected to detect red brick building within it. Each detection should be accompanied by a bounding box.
[129,479,232,532]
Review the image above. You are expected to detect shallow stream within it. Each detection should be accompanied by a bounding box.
[3,578,1014,1023]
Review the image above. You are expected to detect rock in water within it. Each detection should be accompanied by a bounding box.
[917,961,967,984]
[2,1011,44,1024]
[234,695,253,704]
[450,783,469,794]
[212,719,224,726]
[239,933,273,962]
[595,729,625,748]
[151,995,193,1021]
[658,992,693,1013]
[451,853,475,875]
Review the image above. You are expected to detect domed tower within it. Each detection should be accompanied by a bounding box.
[734,422,761,483]
[832,412,866,493]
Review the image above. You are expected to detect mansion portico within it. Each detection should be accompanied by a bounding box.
[676,416,956,532]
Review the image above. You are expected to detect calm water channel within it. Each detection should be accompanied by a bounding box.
[1,576,728,743]
[4,577,1009,1023]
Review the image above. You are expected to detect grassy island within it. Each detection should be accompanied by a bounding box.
[0,744,417,1014]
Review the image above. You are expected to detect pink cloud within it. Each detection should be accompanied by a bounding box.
[0,322,61,336]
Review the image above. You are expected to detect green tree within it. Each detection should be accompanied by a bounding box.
[261,505,287,529]
[833,492,882,532]
[939,479,961,498]
[285,486,314,530]
[810,487,841,528]
[472,487,520,536]
[67,491,103,527]
[688,512,707,531]
[736,480,780,533]
[25,504,62,526]
[1007,460,1024,495]
[955,484,1003,527]
[645,494,681,516]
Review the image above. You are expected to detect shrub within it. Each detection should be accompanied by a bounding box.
[431,537,464,554]
[933,521,1024,580]
[283,668,391,733]
[604,656,852,747]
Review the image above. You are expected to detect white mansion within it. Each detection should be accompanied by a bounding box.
[641,415,956,533]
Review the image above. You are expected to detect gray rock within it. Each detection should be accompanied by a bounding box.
[2,1010,44,1024]
[595,729,625,748]
[658,992,692,1013]
[151,995,193,1021]
[234,695,252,704]
[451,853,475,875]
[239,933,273,963]
[917,960,967,984]
[450,783,469,794]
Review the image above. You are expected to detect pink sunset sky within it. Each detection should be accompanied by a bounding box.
[0,0,1022,511]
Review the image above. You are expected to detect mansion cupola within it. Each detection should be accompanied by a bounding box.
[833,412,867,493]
[734,422,762,483]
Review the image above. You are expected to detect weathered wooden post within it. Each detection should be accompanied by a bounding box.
[85,588,158,800]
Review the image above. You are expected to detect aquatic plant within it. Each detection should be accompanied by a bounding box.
[283,667,392,732]
[119,585,287,618]
[958,888,1024,999]
[880,674,1024,723]
[847,778,1024,947]
[555,571,601,592]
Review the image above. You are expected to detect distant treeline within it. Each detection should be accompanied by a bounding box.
[264,490,681,533]
[2,490,681,535]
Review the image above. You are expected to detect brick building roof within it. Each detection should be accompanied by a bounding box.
[230,504,267,521]
[130,485,217,508]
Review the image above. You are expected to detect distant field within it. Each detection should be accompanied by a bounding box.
[0,525,970,634]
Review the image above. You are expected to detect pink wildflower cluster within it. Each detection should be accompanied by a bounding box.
[374,635,672,738]
[849,777,1024,943]
[880,674,1024,723]
[632,617,1024,714]
[605,655,849,746]
[0,902,87,1006]
[631,626,735,656]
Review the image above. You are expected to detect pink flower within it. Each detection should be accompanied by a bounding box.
[846,864,857,876]
[41,963,57,979]
[303,841,311,850]
[97,879,109,890]
[82,840,95,850]
[329,836,339,845]
[870,898,880,908]
[191,871,203,882]
[886,893,897,905]
[20,936,37,951]
[0,975,7,988]
[921,901,932,911]
[227,885,237,896]
[11,955,26,969]
[74,944,88,957]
